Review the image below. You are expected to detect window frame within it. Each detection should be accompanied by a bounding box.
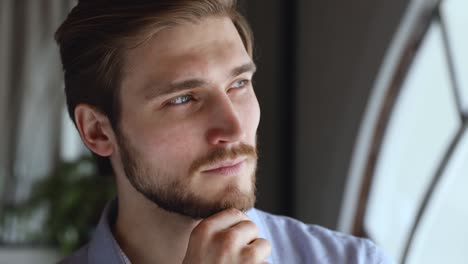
[336,0,468,262]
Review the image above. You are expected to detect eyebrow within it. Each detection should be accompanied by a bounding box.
[145,62,257,100]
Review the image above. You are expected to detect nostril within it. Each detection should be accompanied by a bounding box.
[206,121,243,145]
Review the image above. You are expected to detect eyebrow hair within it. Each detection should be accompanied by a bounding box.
[230,62,256,79]
[145,61,257,100]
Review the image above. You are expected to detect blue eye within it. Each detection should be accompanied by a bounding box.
[169,94,193,105]
[231,80,249,89]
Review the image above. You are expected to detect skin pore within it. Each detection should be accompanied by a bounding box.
[75,16,267,263]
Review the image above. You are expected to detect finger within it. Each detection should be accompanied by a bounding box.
[224,220,259,245]
[203,208,250,229]
[242,238,272,263]
[192,208,251,237]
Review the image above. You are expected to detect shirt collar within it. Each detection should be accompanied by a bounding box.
[88,199,273,264]
[88,199,127,264]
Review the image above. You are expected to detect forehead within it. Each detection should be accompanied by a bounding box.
[122,16,251,85]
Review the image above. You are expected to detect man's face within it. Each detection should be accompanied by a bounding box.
[115,16,260,219]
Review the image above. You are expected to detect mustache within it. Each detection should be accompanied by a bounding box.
[189,143,257,175]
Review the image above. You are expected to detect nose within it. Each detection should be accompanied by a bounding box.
[205,93,245,146]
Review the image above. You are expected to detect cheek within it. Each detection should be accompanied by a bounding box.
[241,93,261,138]
[123,116,202,166]
[147,126,199,156]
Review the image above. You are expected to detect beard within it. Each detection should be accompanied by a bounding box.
[116,131,258,219]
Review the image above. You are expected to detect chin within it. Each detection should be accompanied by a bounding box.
[214,183,256,210]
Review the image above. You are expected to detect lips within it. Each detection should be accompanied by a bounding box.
[202,157,246,175]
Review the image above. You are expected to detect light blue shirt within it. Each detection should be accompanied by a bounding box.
[59,200,393,263]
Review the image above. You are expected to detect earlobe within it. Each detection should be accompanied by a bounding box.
[74,104,115,157]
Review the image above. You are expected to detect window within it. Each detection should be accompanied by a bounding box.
[341,0,468,263]
[365,21,460,261]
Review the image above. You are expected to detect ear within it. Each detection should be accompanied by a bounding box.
[74,104,115,157]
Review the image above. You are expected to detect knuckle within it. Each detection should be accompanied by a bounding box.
[215,229,239,250]
[224,230,239,245]
[246,238,271,263]
[259,238,272,252]
[191,222,211,238]
[245,220,258,232]
[241,246,257,262]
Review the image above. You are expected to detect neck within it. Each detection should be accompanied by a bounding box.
[114,192,200,264]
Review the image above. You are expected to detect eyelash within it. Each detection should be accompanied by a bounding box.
[231,79,249,89]
[166,79,251,106]
[169,94,193,105]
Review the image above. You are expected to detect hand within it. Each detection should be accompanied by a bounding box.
[182,208,271,264]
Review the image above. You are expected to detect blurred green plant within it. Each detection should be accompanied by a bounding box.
[0,156,116,255]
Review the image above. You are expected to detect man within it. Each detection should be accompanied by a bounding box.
[56,0,392,263]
